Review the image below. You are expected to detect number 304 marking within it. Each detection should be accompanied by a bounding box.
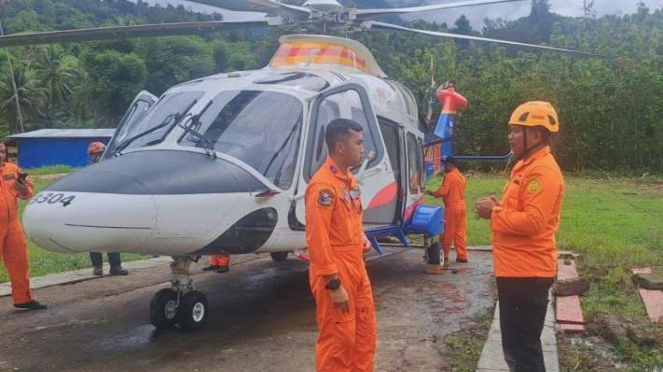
[30,193,76,207]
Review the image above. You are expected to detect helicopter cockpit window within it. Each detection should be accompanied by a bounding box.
[253,72,329,92]
[108,91,204,155]
[104,98,153,159]
[179,90,303,189]
[308,89,379,179]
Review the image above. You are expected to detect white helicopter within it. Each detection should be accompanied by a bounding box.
[2,0,601,331]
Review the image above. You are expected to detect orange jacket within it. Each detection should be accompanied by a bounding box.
[305,157,364,277]
[491,146,564,278]
[0,162,34,223]
[432,168,466,208]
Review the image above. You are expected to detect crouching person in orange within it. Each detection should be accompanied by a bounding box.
[0,142,46,310]
[305,119,376,372]
[203,254,230,273]
[426,156,468,263]
[476,102,564,372]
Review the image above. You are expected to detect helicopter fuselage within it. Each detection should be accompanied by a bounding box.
[23,35,427,258]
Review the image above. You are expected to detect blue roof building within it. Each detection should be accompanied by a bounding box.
[6,129,116,169]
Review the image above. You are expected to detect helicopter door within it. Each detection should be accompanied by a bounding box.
[294,84,398,227]
[371,117,405,225]
[404,132,425,220]
[103,90,157,160]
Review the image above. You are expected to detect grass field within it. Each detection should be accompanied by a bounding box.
[425,173,663,370]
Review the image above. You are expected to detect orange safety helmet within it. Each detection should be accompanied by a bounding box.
[508,101,560,133]
[87,141,106,156]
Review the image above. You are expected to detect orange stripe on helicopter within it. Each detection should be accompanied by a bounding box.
[367,182,398,209]
[270,41,368,72]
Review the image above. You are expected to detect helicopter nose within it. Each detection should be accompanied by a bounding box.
[23,149,267,254]
[23,175,157,253]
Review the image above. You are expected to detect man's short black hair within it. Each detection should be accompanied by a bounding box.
[325,118,363,153]
[443,156,457,167]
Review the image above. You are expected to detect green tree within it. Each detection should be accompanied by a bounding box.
[32,46,82,126]
[0,64,44,133]
[135,36,215,95]
[453,15,473,35]
[81,49,147,126]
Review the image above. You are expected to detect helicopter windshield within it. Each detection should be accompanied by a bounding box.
[179,90,303,189]
[106,91,204,155]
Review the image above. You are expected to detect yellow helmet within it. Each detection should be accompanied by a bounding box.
[508,101,559,133]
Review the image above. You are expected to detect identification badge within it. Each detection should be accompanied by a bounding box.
[2,173,15,180]
[342,188,350,202]
[318,189,335,208]
[526,178,542,194]
[350,186,361,200]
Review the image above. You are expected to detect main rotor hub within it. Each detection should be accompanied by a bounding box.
[303,0,345,12]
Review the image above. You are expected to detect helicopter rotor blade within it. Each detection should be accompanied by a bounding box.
[350,0,524,21]
[363,21,606,58]
[0,19,281,48]
[189,0,311,20]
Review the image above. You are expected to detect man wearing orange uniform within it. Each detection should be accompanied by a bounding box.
[203,254,230,273]
[0,142,46,310]
[305,118,375,372]
[426,156,467,263]
[476,102,564,372]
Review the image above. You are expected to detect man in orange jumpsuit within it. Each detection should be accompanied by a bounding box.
[426,156,468,263]
[476,101,564,372]
[203,254,230,273]
[0,142,46,310]
[305,118,375,372]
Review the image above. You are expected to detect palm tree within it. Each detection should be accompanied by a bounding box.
[0,64,44,134]
[32,46,81,126]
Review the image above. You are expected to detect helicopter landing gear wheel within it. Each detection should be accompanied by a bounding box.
[150,288,179,330]
[270,252,289,262]
[425,241,442,265]
[423,237,445,274]
[177,291,209,332]
[150,255,209,332]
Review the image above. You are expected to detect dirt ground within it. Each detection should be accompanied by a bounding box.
[0,248,496,372]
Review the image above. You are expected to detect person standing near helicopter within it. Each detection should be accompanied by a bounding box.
[0,142,47,310]
[476,102,565,372]
[87,142,128,276]
[426,155,468,263]
[202,254,230,273]
[305,118,376,372]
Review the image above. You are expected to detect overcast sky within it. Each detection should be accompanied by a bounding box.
[135,0,663,30]
[398,0,663,29]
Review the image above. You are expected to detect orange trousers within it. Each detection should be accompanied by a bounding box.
[441,205,468,260]
[310,250,376,372]
[0,220,33,305]
[210,254,230,267]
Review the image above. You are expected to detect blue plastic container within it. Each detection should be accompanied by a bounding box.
[405,204,444,236]
[425,162,434,180]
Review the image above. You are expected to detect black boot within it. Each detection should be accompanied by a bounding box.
[93,266,103,276]
[203,265,220,272]
[109,266,129,276]
[217,265,229,274]
[14,300,47,310]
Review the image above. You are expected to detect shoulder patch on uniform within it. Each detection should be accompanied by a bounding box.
[318,188,335,208]
[526,178,542,194]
